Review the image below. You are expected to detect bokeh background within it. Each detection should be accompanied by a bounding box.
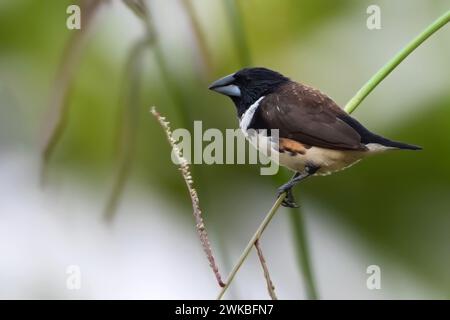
[0,0,449,299]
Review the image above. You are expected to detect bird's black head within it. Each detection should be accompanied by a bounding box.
[209,67,290,117]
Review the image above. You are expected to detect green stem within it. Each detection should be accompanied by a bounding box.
[103,37,148,221]
[216,194,286,299]
[289,210,317,299]
[107,0,196,222]
[217,11,449,300]
[224,0,252,66]
[180,0,214,77]
[344,10,450,114]
[40,0,104,185]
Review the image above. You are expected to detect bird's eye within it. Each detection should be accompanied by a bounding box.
[235,74,250,84]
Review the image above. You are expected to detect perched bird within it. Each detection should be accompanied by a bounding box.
[209,67,421,207]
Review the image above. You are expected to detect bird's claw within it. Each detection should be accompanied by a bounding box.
[277,187,299,208]
[281,198,299,208]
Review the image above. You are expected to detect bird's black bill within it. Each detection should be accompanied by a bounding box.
[208,74,241,97]
[208,74,235,90]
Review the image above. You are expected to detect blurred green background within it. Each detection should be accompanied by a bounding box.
[0,0,449,299]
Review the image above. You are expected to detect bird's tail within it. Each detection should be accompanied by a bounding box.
[336,113,422,150]
[366,133,422,150]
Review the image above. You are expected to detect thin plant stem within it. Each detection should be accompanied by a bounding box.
[103,37,148,221]
[217,11,449,300]
[255,239,277,300]
[217,194,285,299]
[105,0,194,221]
[151,107,225,288]
[40,0,104,185]
[104,0,153,221]
[277,171,319,299]
[289,210,317,299]
[224,0,252,66]
[124,0,190,121]
[180,0,214,77]
[344,10,450,114]
[143,4,193,128]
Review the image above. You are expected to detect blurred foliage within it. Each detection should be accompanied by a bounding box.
[0,0,449,298]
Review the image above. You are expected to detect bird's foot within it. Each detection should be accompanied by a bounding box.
[277,185,299,208]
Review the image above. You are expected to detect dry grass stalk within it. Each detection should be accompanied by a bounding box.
[150,107,225,287]
[254,240,277,300]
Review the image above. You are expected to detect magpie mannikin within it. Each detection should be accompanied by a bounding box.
[209,67,421,207]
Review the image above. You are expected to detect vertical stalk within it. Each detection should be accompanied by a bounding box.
[180,0,214,77]
[106,0,195,221]
[224,0,252,66]
[289,209,317,299]
[104,37,148,221]
[40,0,104,184]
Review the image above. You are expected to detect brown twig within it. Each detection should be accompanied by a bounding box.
[254,240,277,300]
[150,107,225,288]
[217,195,285,299]
[40,0,104,185]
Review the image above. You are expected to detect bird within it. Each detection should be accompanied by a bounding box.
[208,67,421,207]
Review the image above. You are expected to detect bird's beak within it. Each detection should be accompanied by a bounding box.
[208,74,241,97]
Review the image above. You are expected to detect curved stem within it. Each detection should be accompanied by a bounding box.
[106,0,194,221]
[217,11,449,300]
[103,37,148,221]
[344,10,450,114]
[40,0,104,185]
[216,194,286,299]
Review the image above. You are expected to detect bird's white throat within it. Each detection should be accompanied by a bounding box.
[239,96,265,131]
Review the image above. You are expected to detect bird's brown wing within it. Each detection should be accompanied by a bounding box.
[253,82,366,150]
